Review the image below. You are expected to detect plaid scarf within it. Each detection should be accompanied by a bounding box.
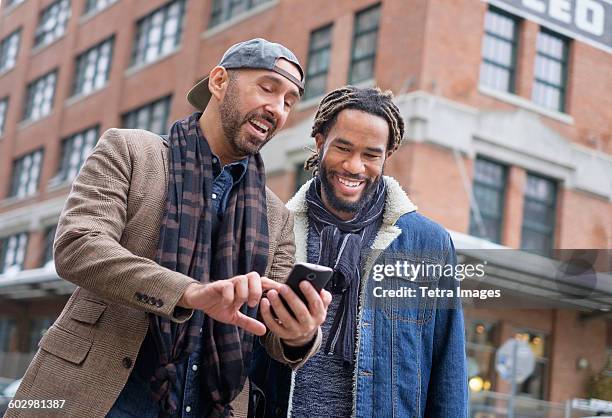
[149,112,269,417]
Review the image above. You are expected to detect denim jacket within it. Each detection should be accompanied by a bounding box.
[251,176,468,418]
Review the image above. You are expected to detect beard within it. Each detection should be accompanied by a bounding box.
[318,156,382,216]
[218,81,277,156]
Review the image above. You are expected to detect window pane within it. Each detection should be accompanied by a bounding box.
[73,37,114,96]
[532,30,567,111]
[480,8,518,93]
[122,96,172,134]
[208,0,274,28]
[0,232,29,274]
[304,24,332,100]
[133,0,186,66]
[9,149,44,198]
[0,29,21,72]
[84,0,117,15]
[521,174,556,255]
[58,126,99,182]
[24,71,57,121]
[349,4,380,84]
[35,0,71,48]
[0,97,8,136]
[469,158,506,243]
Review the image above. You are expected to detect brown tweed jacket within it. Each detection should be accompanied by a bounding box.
[5,128,320,418]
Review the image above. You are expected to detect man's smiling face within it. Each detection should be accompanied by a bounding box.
[315,108,390,220]
[219,59,301,156]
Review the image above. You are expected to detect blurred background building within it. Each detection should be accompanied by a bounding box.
[0,0,610,416]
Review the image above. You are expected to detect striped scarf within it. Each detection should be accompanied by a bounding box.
[305,177,385,365]
[149,112,269,417]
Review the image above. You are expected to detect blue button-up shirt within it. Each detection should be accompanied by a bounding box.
[175,153,249,417]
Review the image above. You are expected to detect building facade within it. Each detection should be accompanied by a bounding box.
[0,0,611,415]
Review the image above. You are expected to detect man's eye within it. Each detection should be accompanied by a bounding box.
[337,146,350,152]
[365,154,379,159]
[260,85,272,93]
[285,101,293,109]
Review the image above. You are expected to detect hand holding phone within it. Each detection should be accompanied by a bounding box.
[260,263,333,346]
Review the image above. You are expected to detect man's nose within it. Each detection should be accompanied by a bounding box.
[263,97,285,125]
[343,153,365,175]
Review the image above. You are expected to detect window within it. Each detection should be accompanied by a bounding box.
[349,4,380,84]
[515,330,549,399]
[41,225,57,267]
[23,70,57,122]
[521,173,556,256]
[28,317,54,352]
[469,158,507,244]
[209,0,273,28]
[83,0,117,15]
[466,320,499,393]
[131,0,186,67]
[0,97,8,136]
[73,37,114,96]
[57,126,98,183]
[304,24,333,100]
[532,30,569,112]
[0,232,29,274]
[9,149,44,199]
[122,96,172,134]
[34,0,71,48]
[5,0,25,9]
[480,8,519,93]
[0,29,21,73]
[0,318,17,352]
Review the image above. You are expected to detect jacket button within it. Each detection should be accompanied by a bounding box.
[274,407,283,416]
[142,295,149,303]
[156,300,164,308]
[134,292,142,301]
[122,357,133,369]
[149,297,157,305]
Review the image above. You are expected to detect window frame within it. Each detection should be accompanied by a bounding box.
[348,3,381,84]
[304,23,333,100]
[33,0,71,49]
[23,70,57,122]
[83,0,117,16]
[521,172,557,256]
[469,157,508,244]
[0,28,21,73]
[532,28,569,112]
[208,0,274,28]
[72,36,114,97]
[121,95,172,135]
[479,7,520,94]
[57,125,99,183]
[131,0,186,67]
[8,148,44,199]
[0,232,29,274]
[0,96,8,136]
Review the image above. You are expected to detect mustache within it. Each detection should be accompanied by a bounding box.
[243,111,277,131]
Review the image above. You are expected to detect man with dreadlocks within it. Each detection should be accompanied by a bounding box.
[252,85,467,417]
[7,39,331,418]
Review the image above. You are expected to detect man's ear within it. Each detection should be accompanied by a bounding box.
[208,66,230,101]
[314,133,325,155]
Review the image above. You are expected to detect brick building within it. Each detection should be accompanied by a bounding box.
[0,0,610,415]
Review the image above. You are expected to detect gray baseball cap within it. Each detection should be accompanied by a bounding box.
[187,38,305,110]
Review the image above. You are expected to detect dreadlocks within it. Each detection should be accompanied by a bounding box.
[304,86,405,173]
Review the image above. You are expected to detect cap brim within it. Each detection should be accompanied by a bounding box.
[187,76,212,111]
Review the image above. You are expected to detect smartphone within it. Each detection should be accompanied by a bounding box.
[264,262,333,317]
[284,262,334,304]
